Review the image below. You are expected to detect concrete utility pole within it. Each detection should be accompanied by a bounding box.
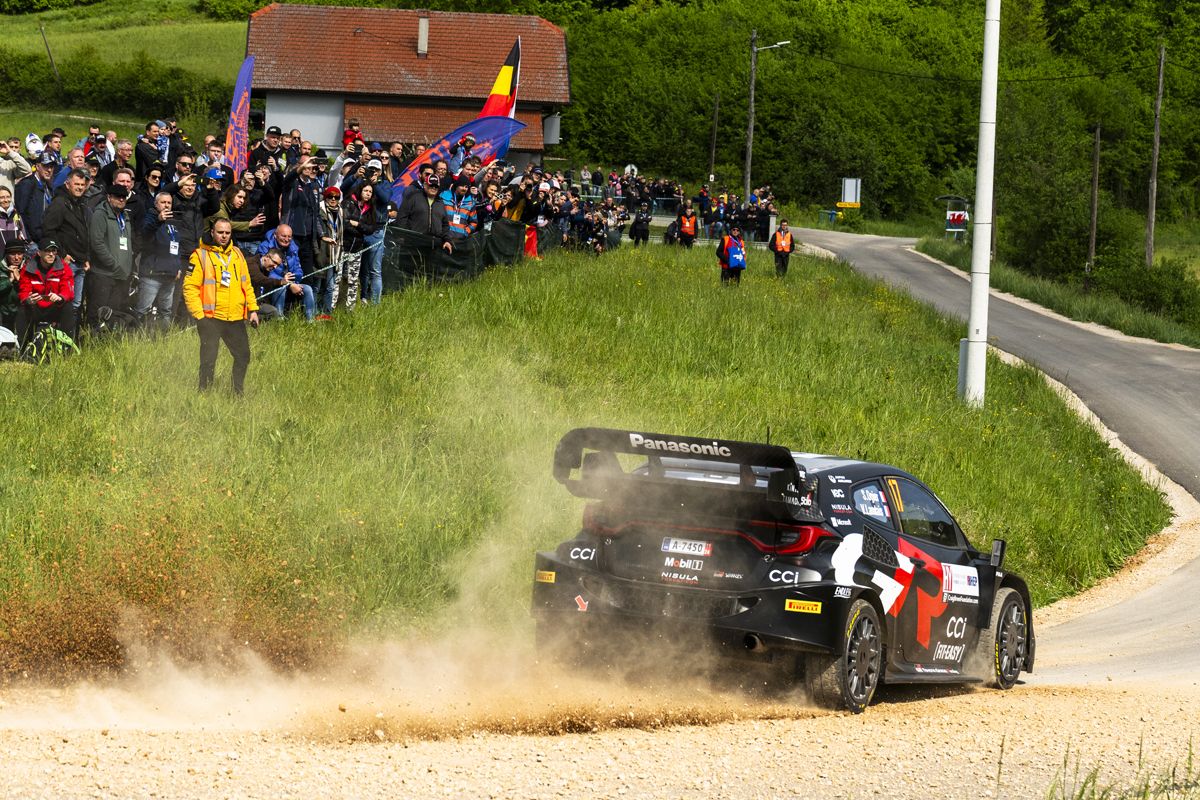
[962,0,1002,407]
[1087,123,1101,290]
[744,31,789,202]
[709,91,720,182]
[1146,42,1166,268]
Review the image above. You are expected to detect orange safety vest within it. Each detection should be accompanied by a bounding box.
[773,230,793,252]
[680,214,696,236]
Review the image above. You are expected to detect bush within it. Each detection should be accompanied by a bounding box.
[1092,252,1200,327]
[195,0,265,21]
[0,0,100,11]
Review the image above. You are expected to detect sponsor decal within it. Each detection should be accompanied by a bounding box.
[945,616,967,638]
[828,475,852,485]
[629,433,732,458]
[830,517,853,528]
[913,664,958,675]
[933,642,966,663]
[785,599,822,614]
[574,595,589,612]
[661,571,700,585]
[943,592,980,605]
[830,503,854,514]
[713,570,745,580]
[569,547,596,561]
[768,568,814,585]
[830,488,846,499]
[942,564,980,597]
[663,556,704,571]
[833,586,852,599]
[535,570,556,584]
[662,537,713,557]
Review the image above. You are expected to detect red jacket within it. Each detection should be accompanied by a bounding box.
[18,254,74,309]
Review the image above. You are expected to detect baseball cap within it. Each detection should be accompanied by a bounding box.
[39,238,60,252]
[38,151,57,166]
[205,167,224,181]
[106,184,130,198]
[266,125,282,136]
[366,158,383,171]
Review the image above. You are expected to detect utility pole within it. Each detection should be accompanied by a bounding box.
[709,91,720,182]
[40,24,62,89]
[744,31,789,203]
[744,29,757,203]
[1087,123,1100,291]
[961,0,1001,408]
[1146,42,1166,268]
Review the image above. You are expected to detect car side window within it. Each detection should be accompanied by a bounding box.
[887,477,961,548]
[852,481,894,527]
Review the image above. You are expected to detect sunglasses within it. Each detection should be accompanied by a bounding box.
[177,161,193,168]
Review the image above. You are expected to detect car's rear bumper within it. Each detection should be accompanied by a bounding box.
[531,551,853,655]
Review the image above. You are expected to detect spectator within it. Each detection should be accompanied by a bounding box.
[135,191,182,330]
[52,147,86,191]
[394,174,442,235]
[87,183,136,328]
[282,158,321,301]
[675,200,699,249]
[232,171,268,252]
[168,152,196,185]
[169,175,205,322]
[0,186,28,251]
[315,186,344,315]
[15,153,57,243]
[182,218,259,395]
[135,122,161,182]
[99,139,135,188]
[340,184,379,310]
[0,137,32,193]
[251,125,285,172]
[15,238,74,346]
[206,184,266,237]
[41,133,63,167]
[43,168,91,325]
[769,218,796,277]
[1,239,22,331]
[629,202,652,247]
[342,118,365,149]
[716,223,747,285]
[437,176,479,253]
[256,223,314,321]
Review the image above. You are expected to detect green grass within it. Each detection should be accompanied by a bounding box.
[0,107,145,147]
[6,0,246,83]
[0,243,1170,673]
[1153,221,1200,279]
[917,236,1200,348]
[783,204,942,239]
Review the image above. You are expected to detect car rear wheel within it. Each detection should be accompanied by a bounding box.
[981,587,1028,689]
[804,599,883,713]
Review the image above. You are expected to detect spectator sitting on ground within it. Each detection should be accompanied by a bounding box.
[15,238,74,345]
[256,223,313,321]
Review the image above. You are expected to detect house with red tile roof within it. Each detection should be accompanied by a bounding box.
[246,3,569,161]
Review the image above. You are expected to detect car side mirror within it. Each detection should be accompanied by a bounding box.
[990,538,1006,569]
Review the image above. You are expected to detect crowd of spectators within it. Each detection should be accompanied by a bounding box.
[0,115,783,354]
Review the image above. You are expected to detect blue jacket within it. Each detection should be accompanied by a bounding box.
[257,229,302,279]
[140,209,183,275]
[437,188,478,238]
[283,175,320,238]
[14,175,53,242]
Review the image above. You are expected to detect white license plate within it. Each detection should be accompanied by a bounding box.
[661,537,713,557]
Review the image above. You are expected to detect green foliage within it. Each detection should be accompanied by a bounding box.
[0,44,230,124]
[195,0,263,21]
[0,244,1169,672]
[0,0,99,11]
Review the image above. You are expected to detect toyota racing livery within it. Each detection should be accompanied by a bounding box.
[531,428,1034,712]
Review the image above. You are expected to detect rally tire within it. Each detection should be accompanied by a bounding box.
[804,599,883,713]
[982,587,1028,689]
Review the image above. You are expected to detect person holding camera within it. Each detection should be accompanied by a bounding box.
[135,191,183,330]
[436,176,479,253]
[182,218,259,395]
[0,138,32,193]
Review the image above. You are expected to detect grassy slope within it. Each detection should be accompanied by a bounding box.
[5,0,246,83]
[0,243,1169,672]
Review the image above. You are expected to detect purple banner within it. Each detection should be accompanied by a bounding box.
[226,56,254,179]
[390,116,526,199]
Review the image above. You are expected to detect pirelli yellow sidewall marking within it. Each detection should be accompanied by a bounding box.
[846,605,862,638]
[785,599,822,614]
[535,570,556,584]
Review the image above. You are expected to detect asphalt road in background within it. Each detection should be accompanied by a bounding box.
[797,228,1200,685]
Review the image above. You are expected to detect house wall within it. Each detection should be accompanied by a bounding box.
[264,92,345,150]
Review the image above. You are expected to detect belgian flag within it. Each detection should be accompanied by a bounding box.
[479,39,520,119]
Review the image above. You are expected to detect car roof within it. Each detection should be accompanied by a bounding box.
[654,454,918,484]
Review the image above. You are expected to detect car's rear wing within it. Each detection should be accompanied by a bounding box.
[552,427,822,522]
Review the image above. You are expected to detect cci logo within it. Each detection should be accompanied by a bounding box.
[945,616,967,639]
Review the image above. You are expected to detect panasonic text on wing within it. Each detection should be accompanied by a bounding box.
[629,433,733,458]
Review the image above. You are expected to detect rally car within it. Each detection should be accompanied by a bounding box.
[531,428,1034,713]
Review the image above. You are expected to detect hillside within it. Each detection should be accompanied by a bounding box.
[0,244,1169,675]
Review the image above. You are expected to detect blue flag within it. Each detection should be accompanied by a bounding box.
[226,56,255,179]
[390,116,526,200]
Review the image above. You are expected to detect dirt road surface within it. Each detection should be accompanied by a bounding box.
[5,235,1199,799]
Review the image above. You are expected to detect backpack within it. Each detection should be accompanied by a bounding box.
[20,323,79,364]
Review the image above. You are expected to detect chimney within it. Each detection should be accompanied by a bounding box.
[417,15,429,58]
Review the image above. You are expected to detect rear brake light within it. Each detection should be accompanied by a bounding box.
[774,525,831,555]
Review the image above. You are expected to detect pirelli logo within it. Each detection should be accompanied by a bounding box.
[785,599,822,614]
[535,570,556,584]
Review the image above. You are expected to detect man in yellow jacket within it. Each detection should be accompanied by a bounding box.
[182,218,259,395]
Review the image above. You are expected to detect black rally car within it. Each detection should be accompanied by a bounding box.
[531,428,1034,713]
